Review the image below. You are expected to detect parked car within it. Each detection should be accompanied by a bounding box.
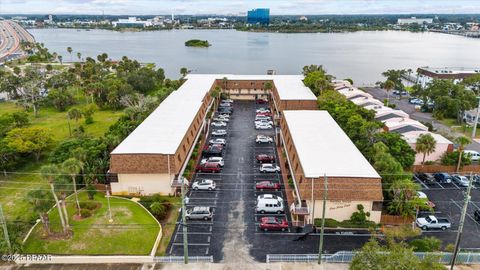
[200,156,224,167]
[475,210,480,224]
[255,115,272,121]
[213,117,229,122]
[409,97,424,105]
[209,138,226,145]
[464,150,480,161]
[255,119,273,125]
[218,108,232,114]
[255,123,273,130]
[256,98,268,104]
[196,162,221,173]
[211,121,227,127]
[259,217,289,232]
[185,206,213,220]
[452,174,470,187]
[192,179,216,191]
[218,113,230,119]
[415,172,435,185]
[256,135,273,143]
[260,163,281,173]
[202,148,223,158]
[433,173,452,184]
[203,144,223,152]
[417,191,436,208]
[256,112,273,117]
[416,215,451,230]
[256,197,284,214]
[255,181,281,191]
[256,154,275,163]
[222,99,234,103]
[257,194,283,203]
[256,108,271,113]
[212,130,227,136]
[219,102,232,107]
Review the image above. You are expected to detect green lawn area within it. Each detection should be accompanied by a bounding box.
[439,118,474,138]
[156,196,181,256]
[23,192,160,255]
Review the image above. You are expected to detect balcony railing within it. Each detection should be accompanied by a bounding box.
[290,202,309,215]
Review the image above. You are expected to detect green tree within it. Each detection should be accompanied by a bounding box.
[387,178,424,217]
[180,67,189,78]
[4,127,54,161]
[264,81,273,90]
[58,55,63,64]
[62,158,83,216]
[47,88,75,111]
[150,201,166,218]
[462,73,480,94]
[82,103,97,125]
[409,237,442,252]
[40,164,68,234]
[455,135,471,172]
[384,80,395,106]
[374,132,415,169]
[415,133,437,164]
[76,52,82,62]
[67,47,73,62]
[86,184,97,200]
[211,86,221,109]
[381,69,406,91]
[67,108,82,136]
[27,189,54,236]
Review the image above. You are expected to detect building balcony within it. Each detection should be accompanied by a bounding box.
[171,176,188,187]
[290,201,309,215]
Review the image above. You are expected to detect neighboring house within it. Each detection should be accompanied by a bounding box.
[280,110,383,226]
[350,97,384,108]
[374,107,410,122]
[338,89,374,100]
[383,117,428,134]
[402,131,454,164]
[417,67,480,88]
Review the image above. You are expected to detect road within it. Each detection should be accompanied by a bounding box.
[0,20,35,62]
[364,87,480,152]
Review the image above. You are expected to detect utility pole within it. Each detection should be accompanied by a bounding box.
[105,185,113,223]
[450,172,473,270]
[471,97,480,139]
[181,177,189,264]
[0,203,12,252]
[318,174,328,264]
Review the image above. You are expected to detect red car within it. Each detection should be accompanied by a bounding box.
[259,217,289,232]
[256,98,268,104]
[196,162,221,173]
[203,144,223,151]
[256,112,273,117]
[256,154,275,163]
[255,181,280,191]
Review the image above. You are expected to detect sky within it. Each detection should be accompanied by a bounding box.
[1,0,480,15]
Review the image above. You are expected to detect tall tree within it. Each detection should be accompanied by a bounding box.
[455,136,472,172]
[384,79,395,106]
[4,127,53,161]
[40,164,68,234]
[415,133,437,164]
[211,86,221,109]
[179,67,189,78]
[67,47,73,62]
[62,158,83,216]
[76,52,82,62]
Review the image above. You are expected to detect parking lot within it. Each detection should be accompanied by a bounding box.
[413,173,480,249]
[167,100,372,262]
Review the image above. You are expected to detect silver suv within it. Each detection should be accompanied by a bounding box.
[185,206,213,220]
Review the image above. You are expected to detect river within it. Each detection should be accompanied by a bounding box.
[27,28,480,85]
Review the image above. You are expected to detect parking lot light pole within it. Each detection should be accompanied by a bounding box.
[181,177,189,264]
[318,174,328,265]
[471,97,480,139]
[450,172,473,270]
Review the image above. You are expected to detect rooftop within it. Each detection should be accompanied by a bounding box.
[402,131,452,145]
[283,110,380,179]
[112,74,315,155]
[419,67,480,75]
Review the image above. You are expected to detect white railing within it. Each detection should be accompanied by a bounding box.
[154,256,213,263]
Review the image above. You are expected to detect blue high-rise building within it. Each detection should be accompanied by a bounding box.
[247,8,270,25]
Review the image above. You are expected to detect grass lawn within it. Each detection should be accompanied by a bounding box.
[155,196,181,256]
[23,192,160,255]
[439,118,474,138]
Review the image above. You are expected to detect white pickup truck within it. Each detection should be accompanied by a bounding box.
[416,215,451,231]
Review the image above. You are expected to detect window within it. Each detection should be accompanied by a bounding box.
[372,201,382,211]
[182,144,186,152]
[177,154,181,162]
[187,137,190,144]
[295,164,299,172]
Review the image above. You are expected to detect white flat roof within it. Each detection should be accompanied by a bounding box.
[283,110,380,178]
[112,74,315,155]
[402,131,452,144]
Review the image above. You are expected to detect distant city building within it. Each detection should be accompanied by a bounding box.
[299,16,308,22]
[247,8,270,25]
[112,17,152,28]
[417,67,480,87]
[397,17,433,25]
[11,16,27,21]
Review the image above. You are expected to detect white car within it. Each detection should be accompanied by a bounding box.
[256,123,273,130]
[222,99,234,103]
[192,179,216,191]
[260,163,281,173]
[256,108,270,113]
[218,113,230,118]
[257,194,283,203]
[209,138,226,145]
[211,121,227,127]
[417,191,428,199]
[255,115,272,121]
[212,130,227,136]
[201,157,224,167]
[213,117,229,122]
[464,150,480,161]
[256,135,273,143]
[255,119,273,125]
[452,174,470,187]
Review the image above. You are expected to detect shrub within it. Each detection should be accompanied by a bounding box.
[288,177,294,189]
[409,237,442,252]
[350,204,370,224]
[441,151,471,166]
[314,218,340,228]
[86,185,97,200]
[80,201,98,210]
[80,209,92,218]
[150,201,167,220]
[424,160,435,165]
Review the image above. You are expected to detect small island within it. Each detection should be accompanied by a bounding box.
[185,39,211,48]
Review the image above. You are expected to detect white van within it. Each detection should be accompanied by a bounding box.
[255,115,271,121]
[255,197,284,214]
[464,150,480,161]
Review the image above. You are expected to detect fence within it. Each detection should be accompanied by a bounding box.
[380,214,414,225]
[154,256,213,263]
[266,251,480,264]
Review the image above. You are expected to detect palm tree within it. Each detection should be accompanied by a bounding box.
[27,189,53,236]
[211,86,221,110]
[67,108,82,135]
[455,136,472,172]
[58,55,63,65]
[415,133,437,164]
[76,52,82,62]
[180,67,189,78]
[384,80,395,106]
[62,158,83,216]
[40,164,68,234]
[67,47,73,62]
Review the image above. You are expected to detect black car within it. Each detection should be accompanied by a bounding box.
[433,172,452,184]
[415,172,435,185]
[202,146,223,158]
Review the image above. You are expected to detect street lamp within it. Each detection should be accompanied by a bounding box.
[471,96,480,139]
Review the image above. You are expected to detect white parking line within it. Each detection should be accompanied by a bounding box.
[451,199,477,224]
[451,181,460,189]
[413,175,429,189]
[172,243,211,246]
